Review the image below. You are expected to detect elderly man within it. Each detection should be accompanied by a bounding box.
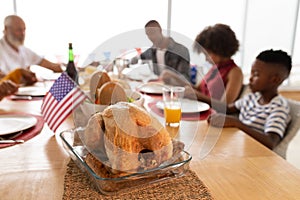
[0,15,62,75]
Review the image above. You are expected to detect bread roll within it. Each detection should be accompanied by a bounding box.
[95,82,127,105]
[89,71,111,101]
[111,79,131,90]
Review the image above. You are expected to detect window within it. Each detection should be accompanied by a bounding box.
[15,0,168,66]
[1,0,300,87]
[172,0,245,76]
[243,0,299,86]
[0,1,14,29]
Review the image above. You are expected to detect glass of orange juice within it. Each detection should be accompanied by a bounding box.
[162,86,185,127]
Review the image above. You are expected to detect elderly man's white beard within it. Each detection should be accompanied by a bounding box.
[7,34,24,48]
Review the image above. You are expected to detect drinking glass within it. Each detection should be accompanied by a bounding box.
[162,86,185,127]
[115,58,129,79]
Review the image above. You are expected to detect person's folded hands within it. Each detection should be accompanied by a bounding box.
[207,113,237,127]
[0,80,18,100]
[1,68,37,86]
[19,68,38,85]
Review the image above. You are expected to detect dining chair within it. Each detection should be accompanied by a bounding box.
[273,99,300,159]
[238,84,251,99]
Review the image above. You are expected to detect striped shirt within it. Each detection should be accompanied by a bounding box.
[235,92,290,138]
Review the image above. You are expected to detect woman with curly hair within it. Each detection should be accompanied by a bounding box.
[188,23,243,104]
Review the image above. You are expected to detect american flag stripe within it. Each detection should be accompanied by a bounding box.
[50,99,85,131]
[41,72,87,132]
[41,88,56,112]
[44,87,78,125]
[42,94,56,121]
[50,93,86,131]
[47,89,85,130]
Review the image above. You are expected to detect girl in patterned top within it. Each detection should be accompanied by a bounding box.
[208,49,292,150]
[184,23,243,104]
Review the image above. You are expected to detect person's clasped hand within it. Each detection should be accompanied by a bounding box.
[1,68,37,86]
[0,80,18,100]
[207,113,237,127]
[20,68,38,85]
[183,85,198,100]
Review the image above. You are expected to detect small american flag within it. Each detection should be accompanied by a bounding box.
[41,72,87,132]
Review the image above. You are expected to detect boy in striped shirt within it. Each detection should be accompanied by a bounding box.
[208,49,292,150]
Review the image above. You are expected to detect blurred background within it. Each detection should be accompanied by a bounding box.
[0,0,299,87]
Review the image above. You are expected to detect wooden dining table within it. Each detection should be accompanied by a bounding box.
[1,82,300,200]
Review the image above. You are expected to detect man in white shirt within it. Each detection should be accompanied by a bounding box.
[0,15,62,75]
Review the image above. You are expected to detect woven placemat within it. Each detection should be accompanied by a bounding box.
[63,160,214,200]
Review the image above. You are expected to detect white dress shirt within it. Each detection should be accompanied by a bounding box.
[156,48,166,74]
[0,37,42,74]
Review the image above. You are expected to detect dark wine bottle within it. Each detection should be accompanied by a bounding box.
[66,43,78,83]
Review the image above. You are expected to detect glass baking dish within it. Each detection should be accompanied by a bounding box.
[60,127,192,195]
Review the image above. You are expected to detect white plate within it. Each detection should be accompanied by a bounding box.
[138,83,167,94]
[127,73,158,81]
[39,72,61,80]
[123,64,158,81]
[0,115,37,135]
[156,99,210,113]
[16,86,47,97]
